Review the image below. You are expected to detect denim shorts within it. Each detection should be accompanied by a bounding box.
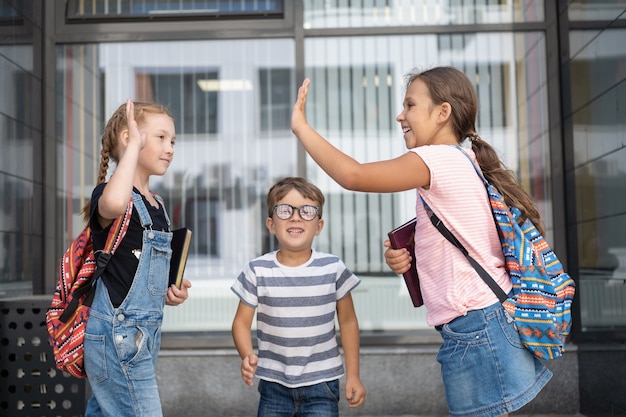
[436,302,553,417]
[257,379,340,417]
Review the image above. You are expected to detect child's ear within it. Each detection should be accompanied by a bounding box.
[438,102,452,123]
[265,216,276,235]
[315,218,324,235]
[120,129,130,147]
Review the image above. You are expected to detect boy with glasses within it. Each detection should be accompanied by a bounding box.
[231,176,366,416]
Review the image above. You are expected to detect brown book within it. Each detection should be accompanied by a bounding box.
[169,228,192,288]
[388,218,423,307]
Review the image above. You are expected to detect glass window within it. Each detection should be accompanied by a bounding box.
[58,33,551,331]
[568,1,626,21]
[303,0,544,29]
[57,39,296,331]
[303,32,550,330]
[0,1,41,298]
[305,33,551,255]
[569,29,626,331]
[259,68,294,132]
[66,0,285,21]
[56,33,551,333]
[135,69,220,135]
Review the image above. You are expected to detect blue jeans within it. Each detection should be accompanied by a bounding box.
[84,192,172,417]
[436,301,552,417]
[257,379,340,417]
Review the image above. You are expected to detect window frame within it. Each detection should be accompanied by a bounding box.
[65,0,285,23]
[55,0,295,43]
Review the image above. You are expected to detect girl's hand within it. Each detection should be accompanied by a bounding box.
[241,354,258,386]
[165,279,191,306]
[125,99,147,150]
[291,78,311,135]
[383,240,412,275]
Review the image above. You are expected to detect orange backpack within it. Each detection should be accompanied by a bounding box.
[46,199,133,378]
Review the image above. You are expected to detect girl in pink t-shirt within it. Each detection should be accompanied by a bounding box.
[291,66,552,417]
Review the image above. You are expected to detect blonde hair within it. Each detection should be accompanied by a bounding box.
[81,101,173,221]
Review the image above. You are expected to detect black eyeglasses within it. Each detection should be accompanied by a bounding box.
[272,204,320,221]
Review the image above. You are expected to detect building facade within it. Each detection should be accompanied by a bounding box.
[0,1,625,415]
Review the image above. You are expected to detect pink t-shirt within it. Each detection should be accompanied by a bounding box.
[411,145,511,326]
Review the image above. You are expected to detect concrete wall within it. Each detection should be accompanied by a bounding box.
[156,343,580,417]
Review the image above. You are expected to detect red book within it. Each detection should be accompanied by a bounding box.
[387,218,423,307]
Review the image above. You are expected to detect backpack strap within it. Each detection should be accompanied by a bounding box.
[58,197,134,322]
[420,197,508,302]
[91,196,134,282]
[419,145,509,303]
[451,145,489,185]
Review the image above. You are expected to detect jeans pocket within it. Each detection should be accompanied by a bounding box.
[84,333,107,383]
[498,308,525,349]
[114,325,145,365]
[148,244,171,296]
[321,380,340,403]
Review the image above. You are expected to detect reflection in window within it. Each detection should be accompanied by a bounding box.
[568,29,626,115]
[58,39,297,331]
[304,33,549,279]
[568,1,626,21]
[66,0,284,20]
[0,3,20,24]
[570,28,626,331]
[0,1,39,297]
[56,33,551,332]
[303,0,544,29]
[136,70,219,135]
[259,68,293,132]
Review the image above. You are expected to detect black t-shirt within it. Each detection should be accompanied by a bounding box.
[90,184,169,307]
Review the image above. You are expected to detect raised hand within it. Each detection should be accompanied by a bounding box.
[291,78,311,135]
[125,99,147,150]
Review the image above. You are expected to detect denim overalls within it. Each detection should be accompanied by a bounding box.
[84,192,172,417]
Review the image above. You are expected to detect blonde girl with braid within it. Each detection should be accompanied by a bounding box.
[82,100,191,417]
[291,66,551,417]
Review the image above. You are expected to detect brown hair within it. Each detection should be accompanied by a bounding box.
[405,66,544,234]
[266,177,325,219]
[81,101,173,221]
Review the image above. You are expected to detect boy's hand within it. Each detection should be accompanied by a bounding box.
[241,354,258,386]
[383,239,412,275]
[166,279,191,306]
[345,377,366,408]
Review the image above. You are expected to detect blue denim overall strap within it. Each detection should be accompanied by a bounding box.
[84,191,173,417]
[152,192,171,230]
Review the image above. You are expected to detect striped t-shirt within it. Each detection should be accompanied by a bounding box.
[231,249,361,388]
[412,145,511,327]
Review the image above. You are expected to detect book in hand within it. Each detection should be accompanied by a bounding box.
[387,218,423,307]
[169,228,192,288]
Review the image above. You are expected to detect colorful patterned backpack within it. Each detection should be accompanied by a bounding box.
[46,199,133,377]
[422,146,576,360]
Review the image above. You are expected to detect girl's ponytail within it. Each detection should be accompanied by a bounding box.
[80,144,112,223]
[470,136,545,235]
